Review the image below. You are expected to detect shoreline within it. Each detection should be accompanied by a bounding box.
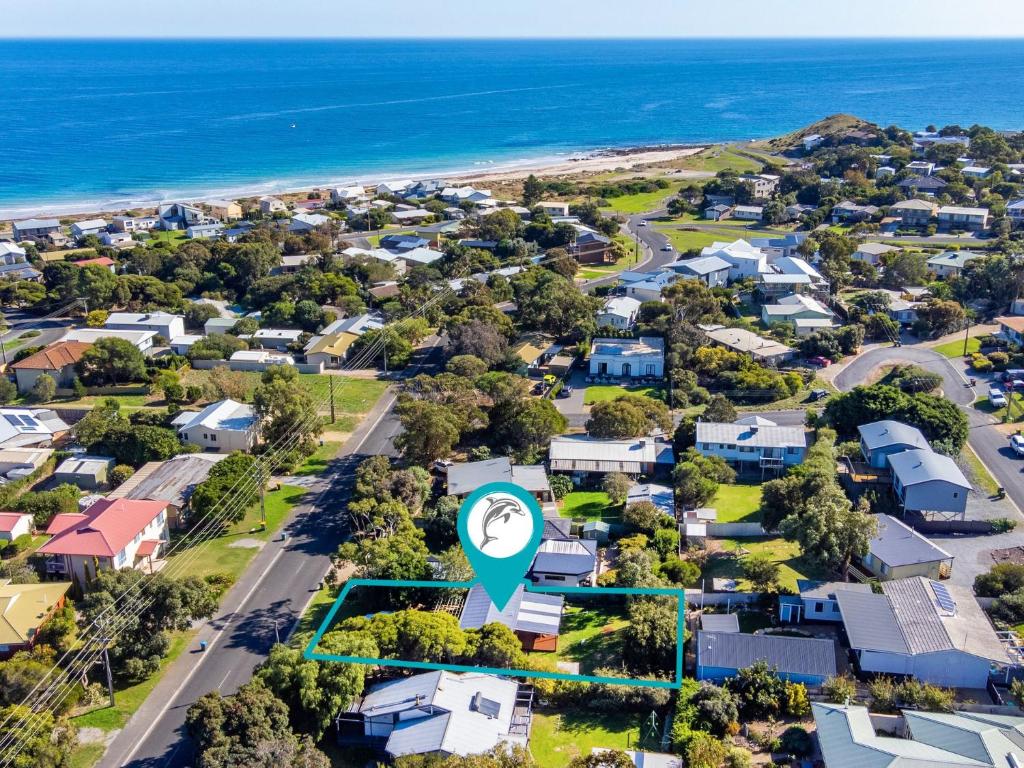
[0,143,710,222]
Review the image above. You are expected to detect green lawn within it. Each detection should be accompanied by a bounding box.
[561,491,620,522]
[654,226,722,252]
[678,146,763,174]
[69,743,107,768]
[146,230,188,245]
[701,537,827,592]
[711,483,764,523]
[291,441,342,476]
[961,444,1000,496]
[598,183,682,214]
[974,392,1024,423]
[934,337,980,358]
[528,605,630,675]
[292,584,342,643]
[530,710,650,767]
[584,384,666,404]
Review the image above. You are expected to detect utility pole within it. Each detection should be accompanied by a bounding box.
[329,376,336,424]
[259,466,267,528]
[383,341,388,375]
[963,317,972,357]
[98,621,115,708]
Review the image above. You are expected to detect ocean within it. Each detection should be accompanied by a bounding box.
[2,38,1024,216]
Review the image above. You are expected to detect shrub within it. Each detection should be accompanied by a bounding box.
[991,518,1018,534]
[780,726,813,757]
[822,674,857,704]
[725,747,752,768]
[971,353,993,372]
[109,464,134,488]
[549,474,574,500]
[783,681,810,717]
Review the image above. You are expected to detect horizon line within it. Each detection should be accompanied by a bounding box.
[3,34,1024,41]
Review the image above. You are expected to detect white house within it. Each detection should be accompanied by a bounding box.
[700,240,768,280]
[70,219,108,239]
[39,498,170,584]
[667,256,731,287]
[248,328,303,351]
[588,337,664,378]
[852,242,901,266]
[1007,199,1024,225]
[105,311,185,341]
[376,179,414,196]
[172,399,258,453]
[835,577,1011,689]
[289,212,330,233]
[595,296,642,330]
[620,270,677,302]
[259,196,287,214]
[936,206,989,231]
[548,435,675,477]
[927,250,984,278]
[536,202,570,217]
[330,186,366,204]
[0,513,33,542]
[761,294,834,334]
[733,205,763,222]
[0,409,69,450]
[695,418,807,470]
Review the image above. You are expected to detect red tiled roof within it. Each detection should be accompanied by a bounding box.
[44,513,87,536]
[134,539,162,557]
[0,513,31,533]
[38,498,167,558]
[10,341,92,371]
[73,257,116,267]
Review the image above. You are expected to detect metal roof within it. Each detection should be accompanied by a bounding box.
[590,337,665,358]
[696,421,807,450]
[459,583,563,636]
[797,580,872,600]
[888,449,971,489]
[869,514,952,568]
[670,256,731,276]
[173,399,256,434]
[108,454,227,508]
[700,613,740,633]
[531,538,597,578]
[695,630,837,678]
[548,435,674,473]
[834,590,911,654]
[858,420,930,452]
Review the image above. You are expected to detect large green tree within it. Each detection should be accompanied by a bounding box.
[75,337,147,385]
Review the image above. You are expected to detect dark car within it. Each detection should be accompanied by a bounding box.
[532,381,546,394]
[556,385,573,398]
[808,389,829,402]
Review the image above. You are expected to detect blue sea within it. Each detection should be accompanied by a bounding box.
[2,38,1024,216]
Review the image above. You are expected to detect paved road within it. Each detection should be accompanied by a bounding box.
[582,209,677,292]
[99,340,444,768]
[833,344,1024,515]
[0,314,73,363]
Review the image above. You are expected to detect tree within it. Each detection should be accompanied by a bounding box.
[109,464,134,487]
[780,487,877,577]
[686,732,728,768]
[523,174,544,207]
[611,548,661,589]
[569,752,635,768]
[86,309,109,327]
[189,333,248,361]
[742,555,781,592]
[204,365,251,401]
[692,684,740,736]
[602,472,632,506]
[623,596,678,673]
[336,518,431,585]
[727,660,786,718]
[808,231,854,293]
[0,704,77,768]
[674,461,718,509]
[623,501,665,534]
[28,373,56,403]
[466,622,526,669]
[256,633,376,739]
[189,452,259,531]
[511,268,600,339]
[0,647,81,713]
[76,337,147,385]
[394,399,462,465]
[490,396,567,460]
[81,569,217,682]
[0,377,15,405]
[703,394,736,424]
[976,563,1024,597]
[98,424,184,467]
[587,395,670,438]
[913,298,966,338]
[253,365,322,467]
[881,250,929,288]
[446,354,489,378]
[659,557,701,586]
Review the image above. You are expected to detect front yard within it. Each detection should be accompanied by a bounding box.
[700,536,827,591]
[711,483,764,523]
[583,384,666,404]
[934,337,980,358]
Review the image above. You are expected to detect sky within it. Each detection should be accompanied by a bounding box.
[5,0,1024,38]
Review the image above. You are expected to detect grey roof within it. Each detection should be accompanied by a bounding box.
[700,613,740,633]
[898,175,948,190]
[108,454,227,508]
[459,584,563,636]
[695,421,807,450]
[797,580,872,600]
[695,631,837,678]
[834,590,911,654]
[548,435,675,473]
[888,449,971,489]
[869,514,952,567]
[446,458,550,496]
[670,256,731,276]
[927,250,984,269]
[542,517,573,540]
[55,456,113,477]
[531,537,597,577]
[858,420,930,452]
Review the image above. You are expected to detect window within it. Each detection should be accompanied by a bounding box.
[134,532,142,545]
[115,549,127,567]
[787,447,800,454]
[813,602,823,613]
[952,492,959,498]
[210,434,217,442]
[545,575,566,582]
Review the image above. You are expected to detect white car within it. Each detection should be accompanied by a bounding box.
[638,220,648,227]
[990,387,1008,408]
[1011,435,1024,457]
[660,244,673,251]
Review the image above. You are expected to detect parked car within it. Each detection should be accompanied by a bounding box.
[660,244,673,251]
[431,458,454,474]
[808,356,832,368]
[1003,369,1024,382]
[808,389,829,402]
[1011,434,1024,457]
[532,381,546,395]
[556,385,573,399]
[990,387,1008,408]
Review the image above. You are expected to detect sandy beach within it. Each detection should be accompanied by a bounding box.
[0,144,708,224]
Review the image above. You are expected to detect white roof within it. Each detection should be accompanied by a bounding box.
[703,326,793,358]
[64,328,156,346]
[854,242,901,255]
[774,256,823,280]
[696,421,807,450]
[169,334,203,347]
[549,435,674,472]
[938,206,988,217]
[173,399,256,434]
[599,296,641,318]
[397,246,444,265]
[73,218,108,230]
[0,409,69,447]
[253,328,303,341]
[229,350,295,364]
[589,336,664,358]
[106,311,183,327]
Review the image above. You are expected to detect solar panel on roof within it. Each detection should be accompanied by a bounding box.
[20,416,38,427]
[931,580,956,613]
[471,692,501,719]
[4,415,22,426]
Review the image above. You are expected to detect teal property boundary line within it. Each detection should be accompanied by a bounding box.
[303,578,686,689]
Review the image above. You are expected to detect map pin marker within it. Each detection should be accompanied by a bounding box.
[457,481,544,611]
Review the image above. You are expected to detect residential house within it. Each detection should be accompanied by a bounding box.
[0,581,72,659]
[0,448,52,478]
[852,242,901,266]
[843,129,880,146]
[248,328,303,350]
[529,519,598,586]
[204,200,242,221]
[704,194,735,208]
[186,223,223,240]
[626,482,675,518]
[38,498,170,584]
[1007,198,1024,225]
[108,453,227,529]
[667,256,731,288]
[440,186,491,204]
[802,134,824,151]
[380,233,430,251]
[937,206,989,231]
[0,408,70,449]
[858,420,930,468]
[321,313,385,337]
[760,294,834,335]
[512,333,560,372]
[738,173,780,199]
[757,271,812,300]
[536,202,570,217]
[568,231,615,265]
[111,215,159,233]
[74,255,118,271]
[751,234,809,260]
[888,297,923,326]
[889,449,971,518]
[774,255,826,291]
[704,204,733,221]
[580,521,611,543]
[0,513,33,542]
[700,240,768,280]
[695,418,807,471]
[548,435,675,477]
[620,270,677,302]
[694,631,837,685]
[813,703,1024,768]
[925,250,982,278]
[289,212,331,233]
[172,399,258,453]
[588,337,665,378]
[862,514,954,581]
[105,311,185,341]
[54,456,114,491]
[337,670,529,758]
[831,200,879,223]
[835,577,1012,688]
[12,218,62,243]
[700,325,794,365]
[229,350,295,369]
[732,205,763,222]
[778,580,872,624]
[157,203,213,230]
[596,296,642,329]
[70,219,108,239]
[273,254,316,275]
[997,316,1024,345]
[376,180,414,197]
[700,613,740,633]
[784,203,816,220]
[445,458,553,506]
[415,220,463,245]
[9,341,91,393]
[0,256,41,282]
[906,161,936,175]
[897,175,948,196]
[303,332,359,368]
[459,583,563,652]
[875,165,896,178]
[259,196,287,215]
[330,186,366,205]
[0,242,26,263]
[961,165,991,179]
[204,317,239,335]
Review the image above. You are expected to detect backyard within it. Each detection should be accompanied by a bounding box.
[700,536,826,591]
[597,182,683,214]
[560,491,621,523]
[531,709,659,768]
[711,483,764,523]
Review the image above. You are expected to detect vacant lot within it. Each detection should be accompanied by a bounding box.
[584,384,666,404]
[701,536,826,591]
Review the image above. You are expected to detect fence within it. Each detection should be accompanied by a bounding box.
[683,589,761,608]
[191,358,324,375]
[904,513,999,535]
[706,522,766,537]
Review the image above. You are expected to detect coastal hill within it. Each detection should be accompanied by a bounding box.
[756,113,880,152]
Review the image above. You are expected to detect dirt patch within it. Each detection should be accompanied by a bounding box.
[228,538,264,550]
[991,546,1024,565]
